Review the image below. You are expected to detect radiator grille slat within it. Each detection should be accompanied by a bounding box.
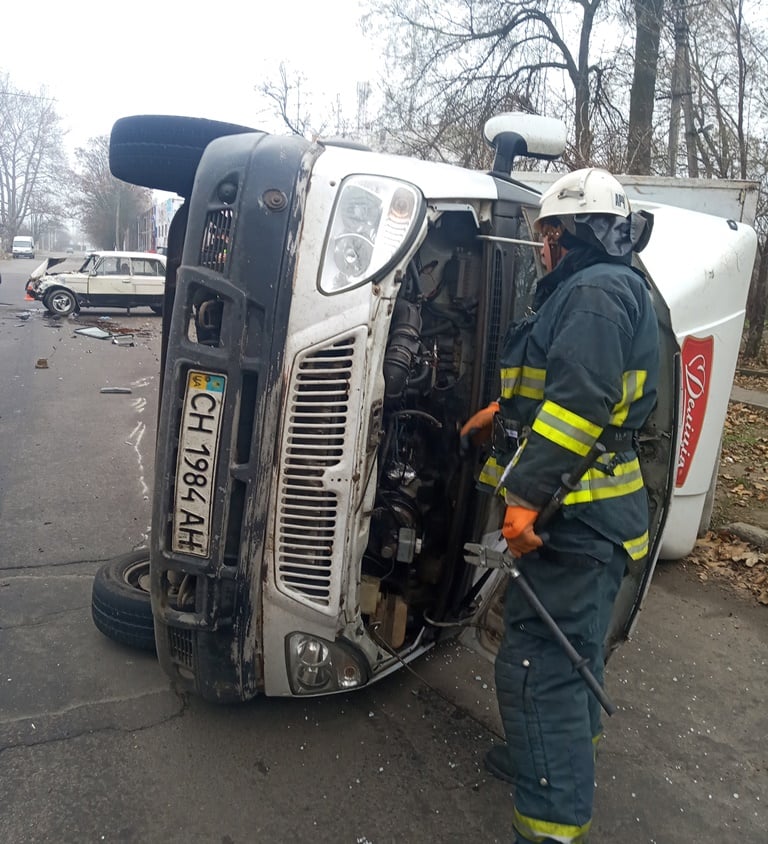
[276,334,357,607]
[200,209,234,273]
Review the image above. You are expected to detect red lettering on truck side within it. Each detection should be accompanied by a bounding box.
[676,335,714,487]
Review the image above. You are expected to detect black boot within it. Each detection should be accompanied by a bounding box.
[484,745,516,784]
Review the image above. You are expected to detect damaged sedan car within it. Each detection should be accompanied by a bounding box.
[25,251,166,315]
[90,112,757,704]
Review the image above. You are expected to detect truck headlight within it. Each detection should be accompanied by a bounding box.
[286,632,369,695]
[318,175,424,294]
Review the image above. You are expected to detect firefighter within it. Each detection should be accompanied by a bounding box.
[462,168,658,843]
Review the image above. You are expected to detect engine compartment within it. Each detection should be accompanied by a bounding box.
[360,207,537,650]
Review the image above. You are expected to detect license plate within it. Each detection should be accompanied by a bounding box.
[172,370,227,557]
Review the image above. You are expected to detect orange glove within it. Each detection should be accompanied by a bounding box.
[502,505,543,558]
[459,401,499,455]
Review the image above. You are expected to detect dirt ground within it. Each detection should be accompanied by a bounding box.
[686,366,768,605]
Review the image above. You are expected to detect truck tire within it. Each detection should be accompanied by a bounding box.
[109,114,259,197]
[91,551,155,652]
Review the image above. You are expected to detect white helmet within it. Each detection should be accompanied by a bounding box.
[534,168,630,230]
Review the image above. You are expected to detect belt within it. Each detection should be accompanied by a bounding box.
[598,425,637,451]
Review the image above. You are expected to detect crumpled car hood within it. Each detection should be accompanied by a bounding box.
[28,257,67,281]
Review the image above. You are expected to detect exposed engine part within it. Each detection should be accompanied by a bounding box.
[383,298,424,399]
[367,491,422,565]
[363,241,485,641]
[444,249,483,303]
[189,286,223,346]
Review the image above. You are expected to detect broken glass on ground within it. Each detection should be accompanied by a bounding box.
[75,326,112,339]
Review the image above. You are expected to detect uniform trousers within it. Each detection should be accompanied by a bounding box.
[494,524,629,844]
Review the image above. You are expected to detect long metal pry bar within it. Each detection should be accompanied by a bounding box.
[464,542,617,716]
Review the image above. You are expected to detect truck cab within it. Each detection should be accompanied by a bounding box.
[104,113,757,703]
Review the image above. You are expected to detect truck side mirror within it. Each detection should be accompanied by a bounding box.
[484,113,567,176]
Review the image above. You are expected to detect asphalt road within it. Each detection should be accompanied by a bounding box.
[0,255,766,843]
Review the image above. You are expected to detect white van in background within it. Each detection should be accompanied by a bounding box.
[12,236,35,259]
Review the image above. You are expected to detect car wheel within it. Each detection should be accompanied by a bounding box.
[91,551,155,652]
[109,114,259,197]
[47,288,77,316]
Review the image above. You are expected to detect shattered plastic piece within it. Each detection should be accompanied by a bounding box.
[16,311,31,321]
[75,326,112,339]
[100,387,133,394]
[112,334,135,346]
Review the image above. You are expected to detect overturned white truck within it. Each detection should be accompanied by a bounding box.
[92,113,758,703]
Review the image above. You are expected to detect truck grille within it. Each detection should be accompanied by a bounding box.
[276,333,360,608]
[199,208,234,273]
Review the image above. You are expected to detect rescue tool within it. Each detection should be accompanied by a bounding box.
[463,542,617,716]
[464,439,616,716]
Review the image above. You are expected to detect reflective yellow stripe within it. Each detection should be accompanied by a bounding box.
[479,444,528,492]
[563,457,644,504]
[478,457,504,489]
[609,370,647,426]
[532,400,602,457]
[513,808,591,844]
[500,366,545,400]
[623,530,649,560]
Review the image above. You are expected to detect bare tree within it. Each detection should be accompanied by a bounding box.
[366,0,620,166]
[0,74,66,250]
[74,136,151,250]
[677,0,768,358]
[666,0,701,176]
[626,0,665,173]
[253,63,332,139]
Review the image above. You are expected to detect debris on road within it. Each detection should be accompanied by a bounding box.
[75,326,112,339]
[35,358,48,369]
[100,387,133,394]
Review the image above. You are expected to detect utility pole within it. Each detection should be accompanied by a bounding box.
[668,0,699,177]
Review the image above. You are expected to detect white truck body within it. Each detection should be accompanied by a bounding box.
[106,113,758,701]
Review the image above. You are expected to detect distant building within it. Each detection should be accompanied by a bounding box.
[138,193,184,253]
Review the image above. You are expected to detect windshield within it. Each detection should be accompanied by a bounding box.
[79,255,97,273]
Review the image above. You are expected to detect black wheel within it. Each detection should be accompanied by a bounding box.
[91,551,155,652]
[47,288,77,316]
[109,114,259,197]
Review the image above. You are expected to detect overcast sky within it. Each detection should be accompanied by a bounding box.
[2,0,379,157]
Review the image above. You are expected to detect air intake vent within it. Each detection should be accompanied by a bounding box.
[200,208,234,273]
[276,335,357,607]
[168,627,194,669]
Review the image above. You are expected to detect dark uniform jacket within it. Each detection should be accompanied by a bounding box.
[479,244,659,561]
